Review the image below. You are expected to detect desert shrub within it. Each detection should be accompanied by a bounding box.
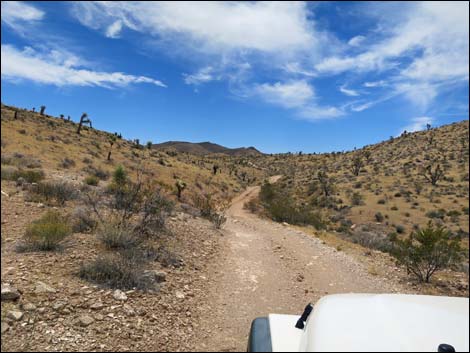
[79,254,154,290]
[71,207,97,233]
[349,192,364,206]
[393,223,464,283]
[84,175,99,186]
[462,207,469,215]
[395,225,405,234]
[259,182,325,229]
[244,198,260,213]
[425,209,446,219]
[83,165,109,180]
[18,211,72,251]
[1,165,18,180]
[1,166,45,183]
[391,206,398,211]
[210,212,227,229]
[1,153,41,168]
[377,199,386,204]
[344,230,395,254]
[59,158,76,169]
[375,212,384,222]
[98,222,141,250]
[27,181,77,205]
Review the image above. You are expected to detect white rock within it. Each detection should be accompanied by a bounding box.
[1,284,20,301]
[35,281,56,294]
[7,310,24,321]
[112,289,127,301]
[175,291,185,300]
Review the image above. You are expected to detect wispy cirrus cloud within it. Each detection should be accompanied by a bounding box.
[339,85,359,97]
[1,1,44,34]
[1,44,166,88]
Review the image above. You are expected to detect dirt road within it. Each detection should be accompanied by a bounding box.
[191,179,404,351]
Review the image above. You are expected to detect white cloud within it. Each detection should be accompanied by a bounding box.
[183,66,217,85]
[298,105,344,121]
[1,44,166,88]
[315,2,468,111]
[71,2,317,54]
[351,102,374,112]
[250,80,343,120]
[253,80,314,109]
[106,20,123,38]
[363,80,386,87]
[339,85,359,97]
[283,62,317,77]
[348,35,365,47]
[1,1,44,32]
[400,116,434,134]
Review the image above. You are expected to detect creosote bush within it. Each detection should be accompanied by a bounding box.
[79,253,155,290]
[392,222,464,283]
[84,175,99,186]
[27,181,77,205]
[18,211,72,251]
[98,222,141,250]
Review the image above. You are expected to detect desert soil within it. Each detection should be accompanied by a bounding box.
[190,177,410,351]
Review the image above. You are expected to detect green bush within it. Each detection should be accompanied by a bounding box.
[425,209,446,219]
[98,223,140,250]
[27,181,77,205]
[375,212,384,222]
[19,211,72,251]
[1,166,45,183]
[71,207,97,233]
[392,223,464,283]
[79,254,153,290]
[84,175,99,186]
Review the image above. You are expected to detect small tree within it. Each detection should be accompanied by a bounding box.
[213,164,219,175]
[107,135,117,161]
[420,161,444,186]
[175,180,186,199]
[40,105,46,115]
[77,113,92,134]
[350,154,364,176]
[393,223,463,283]
[146,141,153,149]
[316,170,334,198]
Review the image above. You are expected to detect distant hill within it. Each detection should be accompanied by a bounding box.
[152,141,263,156]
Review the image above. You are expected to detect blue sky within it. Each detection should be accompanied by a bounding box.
[1,1,468,153]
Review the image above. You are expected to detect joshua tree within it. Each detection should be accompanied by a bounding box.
[350,154,364,176]
[77,113,92,135]
[213,164,219,175]
[363,150,372,163]
[67,116,71,121]
[175,180,186,199]
[40,106,46,115]
[32,107,36,112]
[420,161,444,186]
[317,170,334,198]
[60,114,64,120]
[426,123,432,131]
[146,141,153,149]
[107,135,117,161]
[14,111,18,120]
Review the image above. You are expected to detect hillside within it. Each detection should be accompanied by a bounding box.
[152,141,263,156]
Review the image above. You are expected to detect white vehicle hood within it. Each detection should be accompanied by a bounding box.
[269,294,469,352]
